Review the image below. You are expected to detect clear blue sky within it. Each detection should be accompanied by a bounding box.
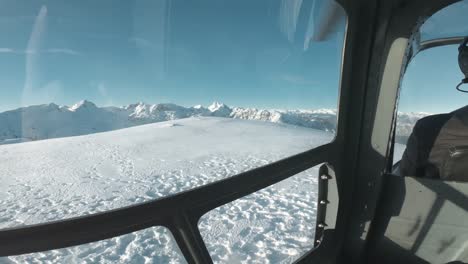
[0,0,345,112]
[399,45,468,113]
[393,0,468,114]
[0,0,466,113]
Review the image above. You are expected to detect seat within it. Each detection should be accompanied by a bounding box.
[370,174,468,264]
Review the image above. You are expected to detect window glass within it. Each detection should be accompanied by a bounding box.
[0,227,187,264]
[394,44,465,162]
[394,0,468,166]
[199,166,320,264]
[0,0,346,229]
[419,0,468,42]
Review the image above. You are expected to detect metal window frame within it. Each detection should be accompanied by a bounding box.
[419,36,467,52]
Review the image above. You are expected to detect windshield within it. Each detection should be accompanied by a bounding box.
[0,0,346,263]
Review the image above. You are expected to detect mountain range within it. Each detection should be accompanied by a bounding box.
[0,100,426,145]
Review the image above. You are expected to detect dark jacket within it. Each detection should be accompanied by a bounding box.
[400,105,468,181]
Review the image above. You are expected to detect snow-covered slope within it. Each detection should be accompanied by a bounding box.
[0,117,333,263]
[0,101,133,143]
[0,101,338,144]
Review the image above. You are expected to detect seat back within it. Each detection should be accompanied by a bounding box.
[373,175,468,263]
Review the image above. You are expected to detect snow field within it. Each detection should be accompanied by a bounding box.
[199,168,318,263]
[0,117,332,263]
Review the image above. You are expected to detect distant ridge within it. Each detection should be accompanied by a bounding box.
[0,100,424,144]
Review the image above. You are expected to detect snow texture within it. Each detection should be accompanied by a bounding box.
[0,117,332,263]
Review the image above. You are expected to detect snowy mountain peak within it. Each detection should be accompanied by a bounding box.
[0,100,429,145]
[310,109,337,115]
[35,103,60,111]
[69,100,97,112]
[132,101,146,108]
[123,101,147,110]
[48,103,59,108]
[208,102,226,112]
[154,103,179,111]
[208,102,232,117]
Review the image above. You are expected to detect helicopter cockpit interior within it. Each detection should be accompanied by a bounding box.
[0,0,467,263]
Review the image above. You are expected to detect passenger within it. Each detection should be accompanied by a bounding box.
[400,37,468,181]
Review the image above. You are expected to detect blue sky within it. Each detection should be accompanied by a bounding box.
[0,0,345,112]
[399,45,468,113]
[398,0,468,113]
[0,0,466,113]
